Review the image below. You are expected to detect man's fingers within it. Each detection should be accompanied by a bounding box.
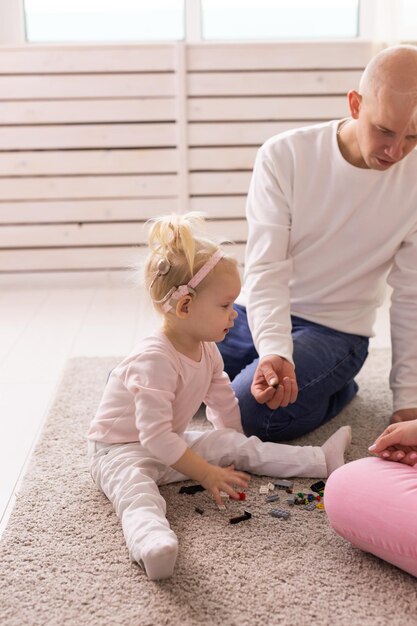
[280,377,298,407]
[251,383,275,404]
[289,379,299,403]
[260,365,279,387]
[266,379,298,409]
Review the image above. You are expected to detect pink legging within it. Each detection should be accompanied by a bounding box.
[325,456,417,577]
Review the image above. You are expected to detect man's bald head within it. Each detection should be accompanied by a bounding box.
[359,45,417,102]
[341,45,417,170]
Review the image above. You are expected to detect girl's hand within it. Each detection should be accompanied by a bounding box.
[200,464,251,506]
[368,420,417,466]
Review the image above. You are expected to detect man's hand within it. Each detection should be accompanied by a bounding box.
[251,354,298,410]
[390,407,417,424]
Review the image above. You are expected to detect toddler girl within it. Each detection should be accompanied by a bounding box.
[87,212,351,580]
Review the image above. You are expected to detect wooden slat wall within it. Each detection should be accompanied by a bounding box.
[0,41,380,273]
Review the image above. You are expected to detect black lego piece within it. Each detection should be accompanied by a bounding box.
[179,484,206,495]
[229,510,252,525]
[310,480,326,493]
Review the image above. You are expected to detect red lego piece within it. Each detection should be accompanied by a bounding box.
[237,492,246,500]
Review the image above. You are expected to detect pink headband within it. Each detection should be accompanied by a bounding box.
[161,249,224,313]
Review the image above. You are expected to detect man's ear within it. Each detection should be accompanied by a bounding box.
[348,90,362,119]
[175,295,193,319]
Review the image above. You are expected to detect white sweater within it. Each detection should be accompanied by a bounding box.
[243,120,417,411]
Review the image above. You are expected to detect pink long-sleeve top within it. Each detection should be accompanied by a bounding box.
[86,331,243,466]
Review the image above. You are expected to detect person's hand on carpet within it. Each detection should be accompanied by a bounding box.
[172,449,251,507]
[368,420,417,466]
[201,463,251,506]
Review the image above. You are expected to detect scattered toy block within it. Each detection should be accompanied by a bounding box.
[310,480,326,493]
[270,508,290,520]
[265,494,280,503]
[229,511,252,524]
[275,479,294,490]
[179,484,206,495]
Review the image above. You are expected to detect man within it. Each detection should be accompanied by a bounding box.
[219,45,417,442]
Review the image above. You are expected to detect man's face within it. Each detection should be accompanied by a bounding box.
[353,89,417,170]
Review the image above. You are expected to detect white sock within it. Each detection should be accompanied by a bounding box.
[321,425,352,476]
[139,534,178,581]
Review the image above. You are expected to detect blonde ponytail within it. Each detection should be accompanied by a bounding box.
[145,212,221,313]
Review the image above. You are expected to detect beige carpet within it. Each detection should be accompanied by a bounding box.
[1,348,417,626]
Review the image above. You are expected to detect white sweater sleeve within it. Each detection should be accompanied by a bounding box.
[245,144,294,364]
[204,345,243,433]
[388,224,417,411]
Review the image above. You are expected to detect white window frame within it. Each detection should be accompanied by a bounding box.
[0,0,412,45]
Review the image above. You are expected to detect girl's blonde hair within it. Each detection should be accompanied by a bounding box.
[145,212,235,313]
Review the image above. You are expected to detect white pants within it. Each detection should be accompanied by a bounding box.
[88,428,326,563]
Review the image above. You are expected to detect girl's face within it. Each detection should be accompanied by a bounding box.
[188,261,241,344]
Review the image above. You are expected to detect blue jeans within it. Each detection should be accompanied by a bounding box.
[218,304,369,442]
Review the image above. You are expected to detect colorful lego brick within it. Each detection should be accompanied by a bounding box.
[316,502,325,510]
[237,492,246,501]
[270,508,290,520]
[304,502,317,511]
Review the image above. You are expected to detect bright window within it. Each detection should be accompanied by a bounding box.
[24,0,184,43]
[201,0,359,40]
[399,0,417,41]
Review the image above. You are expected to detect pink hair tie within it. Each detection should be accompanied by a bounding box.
[162,249,224,313]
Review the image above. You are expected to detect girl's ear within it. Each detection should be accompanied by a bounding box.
[175,295,193,319]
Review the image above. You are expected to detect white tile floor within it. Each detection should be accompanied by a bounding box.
[0,271,391,537]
